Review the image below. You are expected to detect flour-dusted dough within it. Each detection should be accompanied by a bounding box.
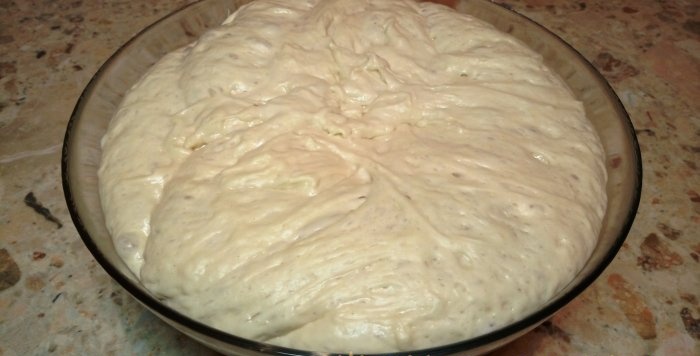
[98,0,607,352]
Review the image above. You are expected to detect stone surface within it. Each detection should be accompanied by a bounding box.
[0,0,698,355]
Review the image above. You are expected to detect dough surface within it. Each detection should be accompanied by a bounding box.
[99,0,607,352]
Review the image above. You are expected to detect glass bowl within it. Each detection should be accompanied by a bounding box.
[61,0,642,354]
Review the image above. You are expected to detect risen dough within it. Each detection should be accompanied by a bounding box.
[99,0,607,352]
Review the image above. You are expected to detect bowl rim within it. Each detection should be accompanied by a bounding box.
[61,0,643,354]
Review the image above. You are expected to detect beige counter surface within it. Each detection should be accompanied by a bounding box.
[0,0,698,354]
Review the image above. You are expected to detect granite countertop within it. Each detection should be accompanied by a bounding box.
[1,0,698,355]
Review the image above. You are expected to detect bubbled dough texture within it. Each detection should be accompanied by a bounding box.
[98,0,607,352]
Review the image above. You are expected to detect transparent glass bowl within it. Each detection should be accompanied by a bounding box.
[62,0,642,355]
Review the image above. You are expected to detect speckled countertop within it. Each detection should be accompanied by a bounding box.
[0,0,698,355]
